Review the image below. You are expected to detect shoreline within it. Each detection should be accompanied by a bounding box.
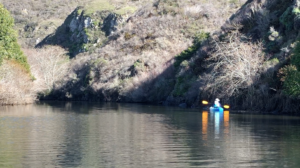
[2,100,300,116]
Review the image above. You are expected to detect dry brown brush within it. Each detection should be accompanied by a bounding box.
[0,45,70,105]
[0,60,35,105]
[36,0,246,102]
[202,31,265,99]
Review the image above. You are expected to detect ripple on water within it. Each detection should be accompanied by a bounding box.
[0,103,300,167]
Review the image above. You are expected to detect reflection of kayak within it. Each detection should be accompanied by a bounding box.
[210,106,224,112]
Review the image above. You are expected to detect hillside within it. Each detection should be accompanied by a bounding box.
[1,0,300,113]
[206,0,300,112]
[33,0,243,103]
[0,3,34,105]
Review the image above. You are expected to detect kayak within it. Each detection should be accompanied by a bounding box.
[209,106,224,112]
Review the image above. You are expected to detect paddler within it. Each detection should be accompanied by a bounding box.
[214,98,221,108]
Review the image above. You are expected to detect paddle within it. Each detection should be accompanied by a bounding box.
[223,105,230,109]
[202,100,230,109]
[202,100,209,105]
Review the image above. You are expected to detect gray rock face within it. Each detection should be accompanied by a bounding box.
[84,17,92,28]
[68,10,93,44]
[69,16,80,32]
[69,16,92,31]
[68,9,123,44]
[102,13,122,36]
[52,7,125,55]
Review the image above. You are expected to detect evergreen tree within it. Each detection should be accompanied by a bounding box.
[0,3,30,72]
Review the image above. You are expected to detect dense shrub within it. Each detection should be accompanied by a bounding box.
[0,60,35,105]
[0,3,30,73]
[291,41,300,69]
[174,32,210,67]
[280,41,300,97]
[279,7,295,33]
[279,65,300,96]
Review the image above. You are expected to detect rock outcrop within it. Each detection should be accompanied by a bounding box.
[101,13,122,36]
[38,7,124,56]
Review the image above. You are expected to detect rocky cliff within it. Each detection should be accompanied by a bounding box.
[38,7,124,56]
[38,0,244,106]
[2,0,300,113]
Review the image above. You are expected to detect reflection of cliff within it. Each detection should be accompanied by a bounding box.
[0,105,56,167]
[80,104,195,167]
[56,113,85,167]
[0,104,87,167]
[0,103,207,167]
[0,110,28,167]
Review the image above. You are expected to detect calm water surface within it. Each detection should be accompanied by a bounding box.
[0,102,300,168]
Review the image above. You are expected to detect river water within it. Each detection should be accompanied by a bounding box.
[0,102,300,168]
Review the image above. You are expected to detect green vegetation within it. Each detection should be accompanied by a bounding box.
[174,32,210,67]
[93,58,107,65]
[124,32,135,40]
[264,58,279,67]
[115,6,137,15]
[229,0,239,6]
[80,0,138,16]
[0,3,30,73]
[279,7,294,32]
[157,0,180,15]
[83,0,114,16]
[180,60,189,67]
[173,76,189,96]
[7,0,299,111]
[172,76,195,97]
[293,8,300,14]
[280,65,300,96]
[280,41,300,96]
[291,42,300,70]
[133,60,140,68]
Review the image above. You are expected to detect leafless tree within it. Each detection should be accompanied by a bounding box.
[26,46,70,92]
[204,31,264,97]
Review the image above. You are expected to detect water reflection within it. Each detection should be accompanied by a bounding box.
[202,111,208,140]
[214,111,220,137]
[203,110,229,139]
[224,111,230,138]
[0,102,300,167]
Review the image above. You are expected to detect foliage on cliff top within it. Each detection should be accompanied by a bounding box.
[79,0,114,16]
[79,0,147,16]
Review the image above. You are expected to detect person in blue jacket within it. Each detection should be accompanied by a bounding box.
[214,98,221,108]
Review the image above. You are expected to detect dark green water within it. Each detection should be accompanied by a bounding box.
[0,102,300,168]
